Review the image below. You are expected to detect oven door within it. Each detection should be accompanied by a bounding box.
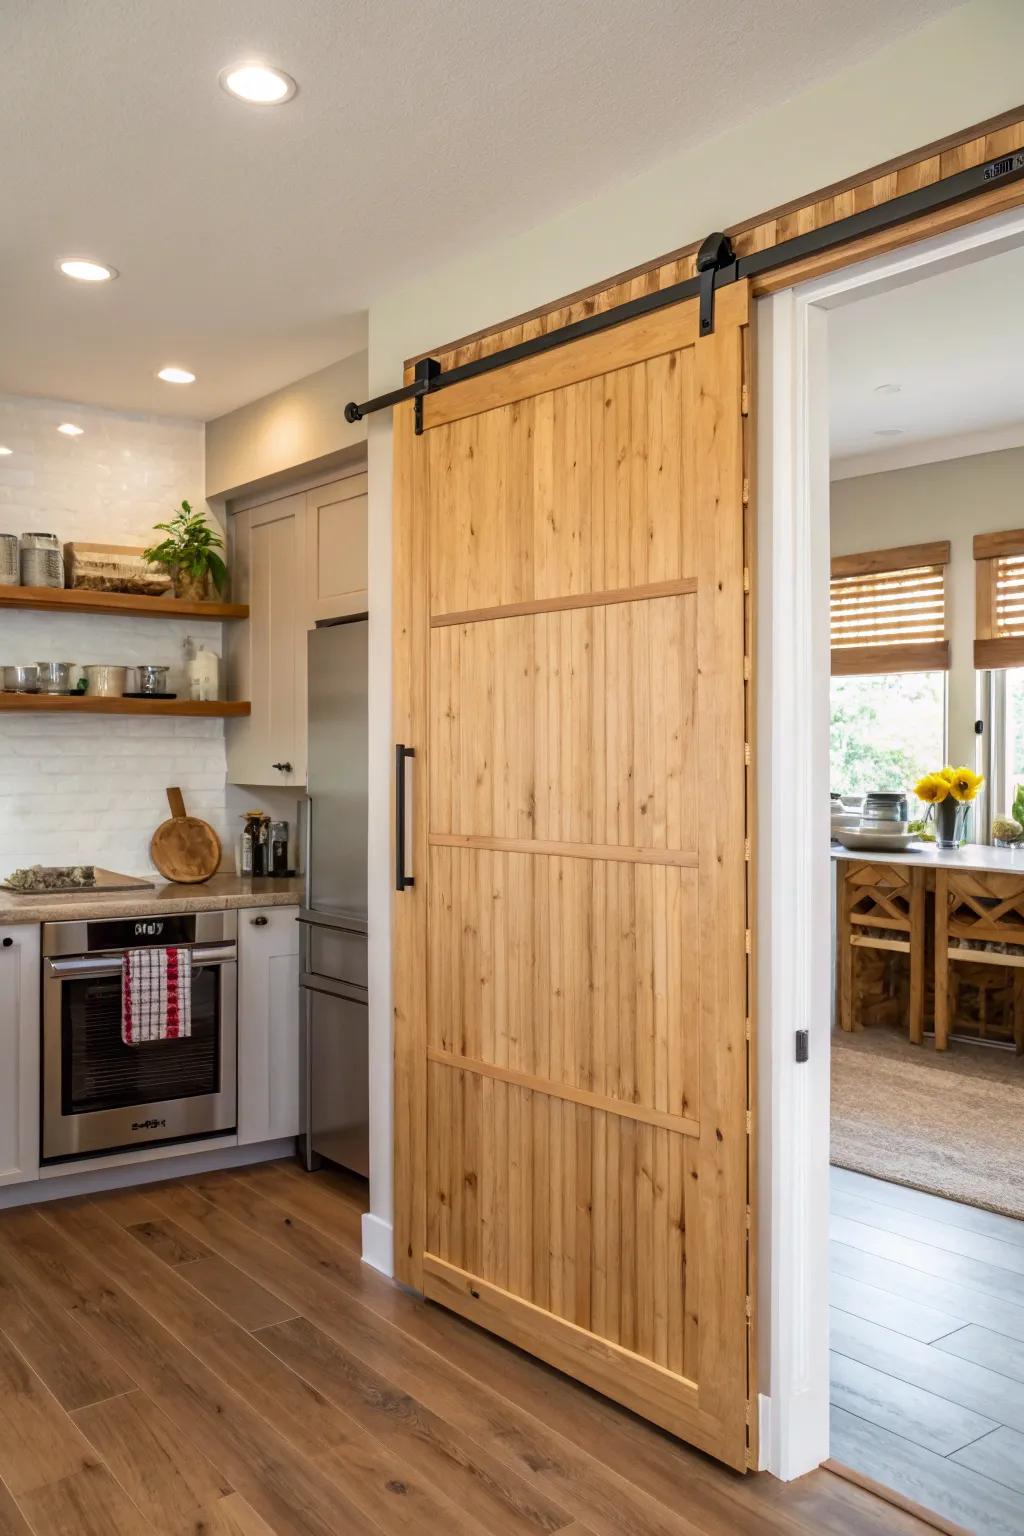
[42,945,237,1161]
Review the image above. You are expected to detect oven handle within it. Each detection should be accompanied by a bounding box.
[45,944,237,979]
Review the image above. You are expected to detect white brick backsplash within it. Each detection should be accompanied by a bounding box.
[0,394,231,877]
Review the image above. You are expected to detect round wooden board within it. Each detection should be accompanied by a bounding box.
[150,815,222,884]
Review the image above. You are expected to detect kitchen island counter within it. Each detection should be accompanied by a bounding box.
[0,873,304,925]
[831,842,1024,873]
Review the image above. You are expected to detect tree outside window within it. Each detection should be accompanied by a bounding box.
[830,671,946,813]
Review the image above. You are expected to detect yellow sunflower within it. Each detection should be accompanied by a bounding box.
[948,767,984,803]
[937,766,957,783]
[914,773,950,804]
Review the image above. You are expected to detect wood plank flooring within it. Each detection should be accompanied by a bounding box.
[0,1158,924,1536]
[830,1165,1024,1534]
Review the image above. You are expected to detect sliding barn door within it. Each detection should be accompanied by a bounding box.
[393,282,755,1470]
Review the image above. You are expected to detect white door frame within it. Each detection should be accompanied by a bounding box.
[759,204,1024,1482]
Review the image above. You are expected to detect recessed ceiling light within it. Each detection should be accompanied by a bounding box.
[874,428,904,438]
[873,383,902,396]
[58,258,117,283]
[57,423,84,436]
[157,366,196,384]
[219,63,296,104]
[0,447,11,457]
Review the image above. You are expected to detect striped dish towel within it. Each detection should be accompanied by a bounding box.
[121,947,192,1045]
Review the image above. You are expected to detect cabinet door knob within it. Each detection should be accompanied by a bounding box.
[1,936,11,948]
[272,761,293,773]
[251,915,269,926]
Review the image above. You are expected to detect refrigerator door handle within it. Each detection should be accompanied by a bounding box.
[301,795,312,912]
[395,744,415,892]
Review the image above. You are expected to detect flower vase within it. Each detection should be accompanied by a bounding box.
[933,799,967,850]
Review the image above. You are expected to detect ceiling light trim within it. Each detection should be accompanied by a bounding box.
[157,366,197,384]
[219,63,297,105]
[57,258,118,283]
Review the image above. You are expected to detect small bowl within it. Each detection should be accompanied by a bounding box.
[35,661,75,694]
[3,664,38,693]
[860,817,909,836]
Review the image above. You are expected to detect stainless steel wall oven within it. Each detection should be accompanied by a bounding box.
[41,911,237,1161]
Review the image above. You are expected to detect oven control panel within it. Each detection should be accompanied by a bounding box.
[86,915,197,950]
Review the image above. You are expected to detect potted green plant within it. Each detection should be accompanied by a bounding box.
[143,501,228,602]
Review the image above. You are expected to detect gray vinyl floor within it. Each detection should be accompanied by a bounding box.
[830,1165,1024,1534]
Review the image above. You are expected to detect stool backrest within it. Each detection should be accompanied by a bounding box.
[943,869,1024,944]
[843,861,914,933]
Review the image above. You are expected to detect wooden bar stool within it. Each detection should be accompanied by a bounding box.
[838,861,926,1044]
[935,869,1024,1052]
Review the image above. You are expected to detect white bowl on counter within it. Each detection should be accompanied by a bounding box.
[834,827,921,852]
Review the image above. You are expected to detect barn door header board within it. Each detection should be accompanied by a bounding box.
[392,281,755,1470]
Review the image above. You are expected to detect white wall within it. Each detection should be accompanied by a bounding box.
[361,0,1024,1270]
[205,348,368,500]
[831,445,1024,774]
[0,393,229,876]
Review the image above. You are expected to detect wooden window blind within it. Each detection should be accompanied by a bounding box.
[830,541,951,677]
[975,529,1024,668]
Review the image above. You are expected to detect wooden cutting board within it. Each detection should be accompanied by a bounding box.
[150,787,221,884]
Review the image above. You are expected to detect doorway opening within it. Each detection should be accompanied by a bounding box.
[760,209,1024,1531]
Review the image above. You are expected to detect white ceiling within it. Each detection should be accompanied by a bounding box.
[2,0,952,422]
[829,241,1024,475]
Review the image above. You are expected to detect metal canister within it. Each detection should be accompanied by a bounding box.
[19,532,64,588]
[0,534,18,586]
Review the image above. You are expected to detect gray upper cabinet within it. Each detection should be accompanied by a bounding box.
[226,469,367,788]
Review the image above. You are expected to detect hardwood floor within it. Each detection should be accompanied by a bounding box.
[0,1158,925,1536]
[830,1165,1024,1534]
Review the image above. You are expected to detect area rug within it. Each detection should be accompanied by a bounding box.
[831,1024,1024,1218]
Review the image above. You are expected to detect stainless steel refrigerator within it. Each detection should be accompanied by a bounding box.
[299,614,369,1177]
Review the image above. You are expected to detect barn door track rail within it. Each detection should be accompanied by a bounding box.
[345,149,1024,433]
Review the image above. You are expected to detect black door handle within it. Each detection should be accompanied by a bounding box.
[272,761,292,773]
[250,915,269,926]
[395,743,415,892]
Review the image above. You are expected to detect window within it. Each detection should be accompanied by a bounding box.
[831,541,950,677]
[975,530,1024,833]
[829,542,950,811]
[830,671,947,805]
[974,530,1024,668]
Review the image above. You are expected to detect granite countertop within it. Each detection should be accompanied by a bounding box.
[0,873,305,925]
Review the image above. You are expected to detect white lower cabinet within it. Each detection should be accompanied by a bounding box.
[0,926,40,1187]
[237,905,301,1144]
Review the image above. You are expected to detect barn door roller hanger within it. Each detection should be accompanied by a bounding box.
[345,149,1024,434]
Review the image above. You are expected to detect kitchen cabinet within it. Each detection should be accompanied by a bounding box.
[226,493,307,787]
[237,904,300,1144]
[305,473,368,623]
[0,925,40,1187]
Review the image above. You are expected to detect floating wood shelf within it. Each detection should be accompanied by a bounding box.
[0,695,250,718]
[0,585,248,621]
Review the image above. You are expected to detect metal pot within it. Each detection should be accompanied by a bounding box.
[135,664,170,695]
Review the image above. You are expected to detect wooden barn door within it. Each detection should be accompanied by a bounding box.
[393,281,755,1470]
